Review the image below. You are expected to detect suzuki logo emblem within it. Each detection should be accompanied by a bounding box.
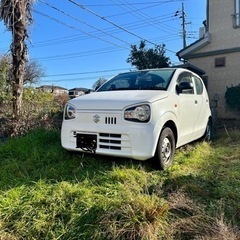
[93,114,100,123]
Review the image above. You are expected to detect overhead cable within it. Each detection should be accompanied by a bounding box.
[39,0,131,46]
[67,0,158,47]
[43,67,134,77]
[33,9,128,49]
[110,0,178,34]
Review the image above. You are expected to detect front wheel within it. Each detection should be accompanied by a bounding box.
[154,127,175,170]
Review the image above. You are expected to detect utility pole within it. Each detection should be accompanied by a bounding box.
[174,3,191,49]
[175,3,191,48]
[181,3,187,48]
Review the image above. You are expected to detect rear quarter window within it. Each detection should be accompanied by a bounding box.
[193,76,203,95]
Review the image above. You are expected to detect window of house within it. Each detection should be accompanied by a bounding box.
[215,57,226,67]
[234,0,240,27]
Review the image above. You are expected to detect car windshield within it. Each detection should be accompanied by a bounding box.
[97,69,176,92]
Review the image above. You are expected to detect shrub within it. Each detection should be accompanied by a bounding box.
[225,84,240,111]
[0,87,68,137]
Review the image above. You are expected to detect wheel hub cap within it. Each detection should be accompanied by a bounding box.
[161,137,171,163]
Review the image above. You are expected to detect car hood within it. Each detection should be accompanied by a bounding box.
[69,90,168,110]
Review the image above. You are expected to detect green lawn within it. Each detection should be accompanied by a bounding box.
[0,128,239,239]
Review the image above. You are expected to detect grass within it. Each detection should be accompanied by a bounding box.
[0,128,240,239]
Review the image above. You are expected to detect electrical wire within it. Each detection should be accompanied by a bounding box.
[33,9,129,49]
[41,75,113,83]
[82,1,178,7]
[44,67,133,77]
[39,0,132,46]
[110,0,178,34]
[67,0,161,47]
[30,0,198,63]
[34,46,125,61]
[32,0,184,49]
[30,12,180,48]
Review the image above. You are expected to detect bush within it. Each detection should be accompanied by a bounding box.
[225,84,240,111]
[0,87,68,137]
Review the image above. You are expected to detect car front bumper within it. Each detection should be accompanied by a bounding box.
[61,111,159,160]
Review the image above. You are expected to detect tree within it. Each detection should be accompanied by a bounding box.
[92,78,108,90]
[127,40,171,70]
[0,55,44,86]
[0,0,35,135]
[24,60,44,85]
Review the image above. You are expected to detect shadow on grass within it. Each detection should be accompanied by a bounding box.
[1,128,240,239]
[0,128,148,190]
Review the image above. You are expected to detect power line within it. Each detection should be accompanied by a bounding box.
[30,12,180,48]
[33,9,128,49]
[43,68,133,77]
[29,0,187,62]
[32,33,180,62]
[31,0,182,49]
[110,0,178,34]
[83,1,175,7]
[42,75,112,83]
[33,46,125,61]
[174,3,192,48]
[39,0,132,46]
[67,0,159,47]
[83,0,188,7]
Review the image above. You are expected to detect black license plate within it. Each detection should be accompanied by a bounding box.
[76,134,97,152]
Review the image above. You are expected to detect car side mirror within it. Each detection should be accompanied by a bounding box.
[176,82,194,94]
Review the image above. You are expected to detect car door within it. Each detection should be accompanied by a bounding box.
[192,75,208,139]
[176,72,201,145]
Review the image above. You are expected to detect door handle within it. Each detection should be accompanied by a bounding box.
[195,100,198,104]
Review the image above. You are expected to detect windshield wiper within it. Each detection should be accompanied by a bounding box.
[150,86,166,90]
[109,88,133,91]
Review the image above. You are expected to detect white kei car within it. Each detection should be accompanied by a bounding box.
[61,68,212,169]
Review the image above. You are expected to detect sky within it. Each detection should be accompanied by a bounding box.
[0,0,206,90]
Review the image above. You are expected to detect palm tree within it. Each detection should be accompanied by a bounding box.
[0,0,34,135]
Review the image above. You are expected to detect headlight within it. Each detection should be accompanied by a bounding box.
[64,104,76,120]
[124,104,150,122]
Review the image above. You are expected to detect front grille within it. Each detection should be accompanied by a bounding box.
[99,133,121,150]
[105,117,117,124]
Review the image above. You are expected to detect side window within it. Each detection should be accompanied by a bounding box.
[193,76,203,95]
[177,72,194,94]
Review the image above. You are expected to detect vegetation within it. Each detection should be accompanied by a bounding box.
[0,55,44,87]
[0,128,239,239]
[0,88,67,138]
[0,0,35,135]
[127,40,171,70]
[0,55,11,107]
[92,78,108,90]
[225,84,240,111]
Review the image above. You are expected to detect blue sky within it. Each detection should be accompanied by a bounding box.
[0,0,206,90]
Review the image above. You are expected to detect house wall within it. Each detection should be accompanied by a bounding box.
[188,0,240,119]
[37,86,68,95]
[54,89,68,95]
[190,52,240,118]
[197,0,240,52]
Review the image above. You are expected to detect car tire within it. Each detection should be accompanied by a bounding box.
[203,119,212,141]
[154,127,175,170]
